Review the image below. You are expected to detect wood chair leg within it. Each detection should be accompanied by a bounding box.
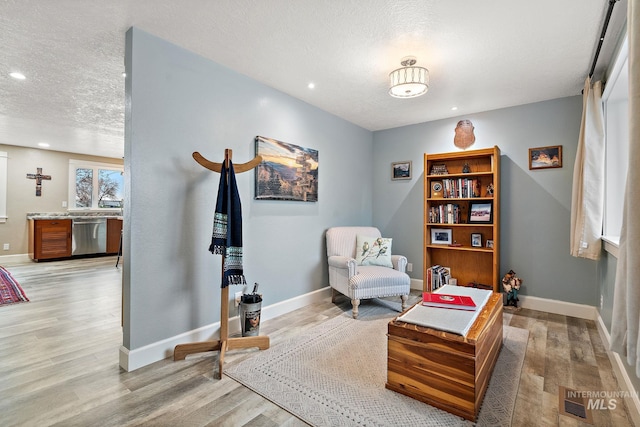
[351,299,360,319]
[401,294,408,311]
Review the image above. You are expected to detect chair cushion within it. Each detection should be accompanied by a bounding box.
[349,265,410,299]
[355,235,393,268]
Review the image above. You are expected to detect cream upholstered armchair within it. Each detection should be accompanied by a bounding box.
[326,226,410,319]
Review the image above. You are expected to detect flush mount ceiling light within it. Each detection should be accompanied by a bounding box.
[388,56,429,98]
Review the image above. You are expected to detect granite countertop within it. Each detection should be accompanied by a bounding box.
[26,212,123,220]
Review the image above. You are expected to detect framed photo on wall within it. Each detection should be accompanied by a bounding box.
[392,161,412,180]
[469,201,493,224]
[529,145,562,170]
[431,228,452,245]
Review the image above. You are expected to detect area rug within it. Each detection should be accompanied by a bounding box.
[226,300,528,427]
[0,266,29,306]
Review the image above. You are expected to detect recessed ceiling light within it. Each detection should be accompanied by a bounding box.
[308,82,315,89]
[38,142,50,148]
[122,72,126,78]
[10,72,26,80]
[451,107,458,111]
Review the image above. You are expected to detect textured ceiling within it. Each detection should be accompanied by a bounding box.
[0,0,627,159]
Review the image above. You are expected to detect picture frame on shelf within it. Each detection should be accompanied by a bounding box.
[431,228,452,245]
[529,145,562,170]
[471,233,482,247]
[486,239,494,249]
[469,201,493,223]
[391,161,412,180]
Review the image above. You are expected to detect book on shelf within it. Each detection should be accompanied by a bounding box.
[428,204,461,224]
[441,178,482,198]
[427,265,451,291]
[422,292,477,311]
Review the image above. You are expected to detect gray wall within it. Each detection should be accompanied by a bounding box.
[123,28,373,349]
[372,97,598,305]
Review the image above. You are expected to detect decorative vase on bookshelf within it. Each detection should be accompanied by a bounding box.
[423,146,500,292]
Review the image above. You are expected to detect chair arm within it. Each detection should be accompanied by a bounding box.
[391,255,407,273]
[328,255,357,277]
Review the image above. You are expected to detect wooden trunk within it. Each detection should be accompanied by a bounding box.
[386,293,503,421]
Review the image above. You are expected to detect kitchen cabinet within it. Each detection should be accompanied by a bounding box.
[106,218,123,254]
[29,219,72,261]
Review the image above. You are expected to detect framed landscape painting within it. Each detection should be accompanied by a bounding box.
[529,145,562,170]
[391,161,412,180]
[255,136,318,202]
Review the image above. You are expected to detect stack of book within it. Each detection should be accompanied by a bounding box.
[428,204,461,224]
[441,178,481,198]
[427,265,451,291]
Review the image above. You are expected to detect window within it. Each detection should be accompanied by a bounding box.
[602,34,629,250]
[69,159,124,210]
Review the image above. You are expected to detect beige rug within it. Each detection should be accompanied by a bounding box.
[226,300,528,426]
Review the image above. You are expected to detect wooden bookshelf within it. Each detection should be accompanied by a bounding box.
[423,146,500,292]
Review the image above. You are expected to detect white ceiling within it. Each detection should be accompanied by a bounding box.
[0,0,627,159]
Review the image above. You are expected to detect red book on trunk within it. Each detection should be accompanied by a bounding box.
[422,292,477,311]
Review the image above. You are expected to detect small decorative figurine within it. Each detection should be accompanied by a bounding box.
[462,162,471,173]
[485,183,494,197]
[502,270,522,307]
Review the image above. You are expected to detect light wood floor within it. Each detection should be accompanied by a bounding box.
[0,257,635,426]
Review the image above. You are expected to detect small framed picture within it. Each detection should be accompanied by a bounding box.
[486,240,494,249]
[529,145,562,170]
[431,228,452,245]
[471,233,482,247]
[391,161,412,180]
[469,201,493,223]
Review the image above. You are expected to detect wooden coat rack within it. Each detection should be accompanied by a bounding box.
[173,149,269,378]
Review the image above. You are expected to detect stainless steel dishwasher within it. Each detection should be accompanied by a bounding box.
[72,217,107,256]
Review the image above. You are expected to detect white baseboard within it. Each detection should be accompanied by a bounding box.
[595,315,640,426]
[118,284,609,374]
[518,294,597,320]
[413,281,597,321]
[0,253,31,263]
[120,286,332,372]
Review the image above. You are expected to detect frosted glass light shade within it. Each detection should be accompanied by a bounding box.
[389,65,429,98]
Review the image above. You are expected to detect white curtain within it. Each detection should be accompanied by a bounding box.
[611,0,640,377]
[570,78,605,260]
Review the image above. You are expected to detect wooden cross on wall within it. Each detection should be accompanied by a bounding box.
[26,167,52,196]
